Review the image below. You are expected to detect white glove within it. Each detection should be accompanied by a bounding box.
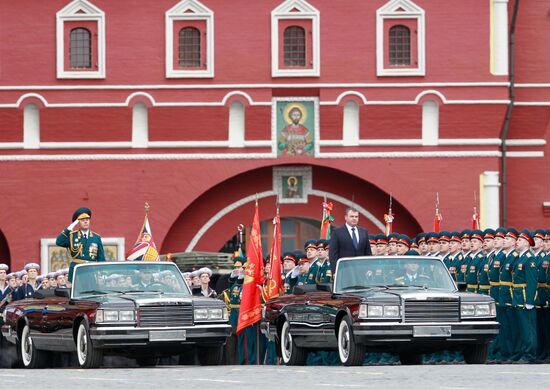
[291,266,300,278]
[67,219,79,231]
[525,304,534,310]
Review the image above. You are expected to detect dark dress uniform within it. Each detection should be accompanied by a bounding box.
[13,282,37,301]
[56,229,105,282]
[448,252,464,282]
[227,276,246,365]
[56,207,105,282]
[535,249,548,361]
[488,248,505,360]
[499,249,519,361]
[511,248,538,362]
[466,251,485,293]
[476,252,491,295]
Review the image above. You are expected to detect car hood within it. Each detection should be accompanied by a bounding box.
[79,293,221,307]
[353,288,460,303]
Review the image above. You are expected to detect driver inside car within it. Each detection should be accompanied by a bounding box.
[394,261,431,286]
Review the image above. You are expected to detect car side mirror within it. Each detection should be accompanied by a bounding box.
[456,282,467,292]
[316,283,332,293]
[54,288,71,298]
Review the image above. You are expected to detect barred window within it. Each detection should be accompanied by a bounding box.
[389,25,411,66]
[69,28,92,68]
[284,26,306,67]
[178,27,201,67]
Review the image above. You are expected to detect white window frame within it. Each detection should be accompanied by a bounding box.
[165,0,214,78]
[271,0,320,78]
[56,0,105,79]
[376,0,425,77]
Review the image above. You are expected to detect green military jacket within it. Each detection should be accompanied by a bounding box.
[227,276,243,327]
[477,252,491,295]
[306,259,332,284]
[56,228,105,281]
[488,249,505,303]
[466,251,485,293]
[499,250,519,307]
[511,249,538,308]
[283,269,298,295]
[535,250,548,306]
[448,252,464,282]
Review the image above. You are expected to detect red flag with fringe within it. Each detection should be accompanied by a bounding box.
[237,201,264,335]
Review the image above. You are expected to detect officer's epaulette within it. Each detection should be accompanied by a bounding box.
[477,253,484,259]
[526,252,532,258]
[512,252,518,257]
[69,230,78,235]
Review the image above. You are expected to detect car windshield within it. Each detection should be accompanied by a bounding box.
[72,262,191,298]
[334,257,456,293]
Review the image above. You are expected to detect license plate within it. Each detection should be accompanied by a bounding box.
[149,330,186,341]
[413,326,451,337]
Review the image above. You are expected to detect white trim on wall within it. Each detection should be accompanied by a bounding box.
[0,82,510,91]
[165,0,214,78]
[271,0,320,77]
[56,0,106,79]
[0,150,542,162]
[376,0,425,77]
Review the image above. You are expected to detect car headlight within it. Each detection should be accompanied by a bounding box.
[95,309,135,323]
[358,304,400,319]
[384,305,400,317]
[461,303,495,318]
[194,307,228,322]
[367,305,384,317]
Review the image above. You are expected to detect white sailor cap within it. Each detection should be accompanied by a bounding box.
[6,273,16,280]
[197,267,212,277]
[36,275,43,282]
[182,272,192,278]
[24,263,40,271]
[0,263,8,271]
[61,268,69,275]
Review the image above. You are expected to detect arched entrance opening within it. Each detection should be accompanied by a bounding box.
[161,164,422,254]
[219,216,323,257]
[0,229,11,269]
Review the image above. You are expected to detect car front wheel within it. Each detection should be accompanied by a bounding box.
[280,320,307,365]
[76,322,103,368]
[18,323,47,368]
[338,316,366,366]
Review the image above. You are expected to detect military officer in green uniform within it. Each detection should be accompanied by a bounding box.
[56,207,105,282]
[376,234,389,256]
[438,232,452,268]
[512,230,539,363]
[396,235,411,256]
[499,228,520,362]
[295,254,310,287]
[533,229,548,361]
[282,252,298,294]
[487,227,506,361]
[222,256,245,364]
[416,233,428,256]
[476,230,493,295]
[465,230,485,293]
[544,230,550,358]
[448,232,464,282]
[306,240,332,284]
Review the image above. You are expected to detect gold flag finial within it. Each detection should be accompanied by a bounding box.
[144,202,150,214]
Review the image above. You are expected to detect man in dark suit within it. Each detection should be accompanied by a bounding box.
[329,207,373,275]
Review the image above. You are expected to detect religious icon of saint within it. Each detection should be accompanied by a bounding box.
[278,104,313,156]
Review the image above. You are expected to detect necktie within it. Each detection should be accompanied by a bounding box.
[83,233,87,240]
[351,227,359,250]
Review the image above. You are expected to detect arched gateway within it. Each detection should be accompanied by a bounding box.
[161,164,422,254]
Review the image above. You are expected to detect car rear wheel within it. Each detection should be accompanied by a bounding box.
[463,343,488,364]
[197,345,224,365]
[76,322,103,368]
[280,320,307,365]
[399,353,423,365]
[338,316,366,366]
[18,323,47,368]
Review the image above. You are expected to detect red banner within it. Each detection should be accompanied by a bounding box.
[433,213,442,233]
[265,212,282,300]
[237,201,264,335]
